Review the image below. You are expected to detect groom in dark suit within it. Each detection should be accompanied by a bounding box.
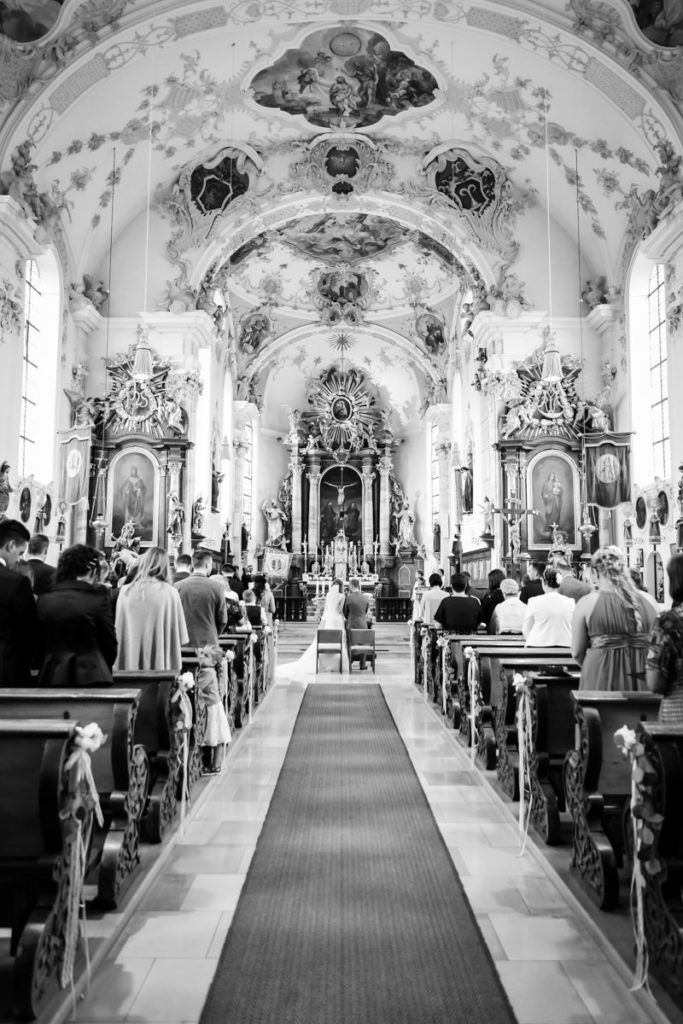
[343,577,371,670]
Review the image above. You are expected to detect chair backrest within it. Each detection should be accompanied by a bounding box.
[349,629,375,647]
[317,630,343,644]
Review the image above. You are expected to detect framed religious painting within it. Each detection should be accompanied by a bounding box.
[526,449,580,549]
[106,446,159,546]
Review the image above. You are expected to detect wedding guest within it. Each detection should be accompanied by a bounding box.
[26,533,57,595]
[520,561,545,604]
[523,567,574,647]
[647,554,683,721]
[573,546,656,690]
[0,519,35,687]
[175,549,227,646]
[115,547,188,672]
[480,569,506,628]
[173,553,192,583]
[490,578,527,634]
[433,573,480,633]
[419,572,448,627]
[37,543,117,686]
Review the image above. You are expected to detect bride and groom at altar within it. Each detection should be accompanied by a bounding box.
[277,578,372,676]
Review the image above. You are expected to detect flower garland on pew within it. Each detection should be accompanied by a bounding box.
[614,725,663,995]
[173,672,195,835]
[421,626,430,697]
[436,634,451,716]
[61,723,106,992]
[513,674,534,855]
[221,649,234,725]
[462,647,478,764]
[247,632,258,724]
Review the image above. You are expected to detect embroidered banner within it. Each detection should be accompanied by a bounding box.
[585,435,631,508]
[58,427,91,506]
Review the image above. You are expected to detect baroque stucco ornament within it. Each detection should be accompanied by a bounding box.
[280,133,397,195]
[418,146,519,262]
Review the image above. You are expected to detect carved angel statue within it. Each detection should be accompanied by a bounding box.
[480,497,494,535]
[167,492,185,541]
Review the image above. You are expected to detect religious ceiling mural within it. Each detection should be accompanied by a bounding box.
[626,0,683,46]
[248,26,439,130]
[0,0,64,42]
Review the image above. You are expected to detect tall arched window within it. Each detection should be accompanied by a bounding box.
[18,254,60,483]
[647,264,669,480]
[629,257,671,486]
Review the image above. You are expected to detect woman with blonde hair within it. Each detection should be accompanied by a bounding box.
[572,545,657,690]
[114,546,188,671]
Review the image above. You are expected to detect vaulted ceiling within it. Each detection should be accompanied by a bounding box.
[1,0,681,430]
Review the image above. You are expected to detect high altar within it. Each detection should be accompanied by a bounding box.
[272,367,416,580]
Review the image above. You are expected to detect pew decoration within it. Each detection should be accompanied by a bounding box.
[513,674,534,854]
[247,632,258,724]
[60,724,106,991]
[421,627,430,697]
[463,647,478,763]
[172,672,195,834]
[436,634,457,716]
[614,725,660,995]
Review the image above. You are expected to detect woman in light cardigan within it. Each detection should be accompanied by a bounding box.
[115,547,188,671]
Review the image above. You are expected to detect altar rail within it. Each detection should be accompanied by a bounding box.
[274,596,307,622]
[376,597,412,622]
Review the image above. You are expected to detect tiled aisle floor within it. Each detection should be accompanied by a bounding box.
[69,657,669,1024]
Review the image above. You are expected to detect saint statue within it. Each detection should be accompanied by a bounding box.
[0,461,13,516]
[262,498,287,549]
[395,499,416,550]
[167,492,184,541]
[192,495,206,535]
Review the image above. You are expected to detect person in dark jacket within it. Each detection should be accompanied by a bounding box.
[520,561,545,604]
[26,533,57,595]
[480,568,507,629]
[0,518,36,687]
[37,543,117,686]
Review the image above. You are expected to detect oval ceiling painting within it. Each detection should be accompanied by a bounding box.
[0,0,63,42]
[248,26,439,129]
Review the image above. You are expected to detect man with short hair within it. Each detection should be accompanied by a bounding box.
[520,561,545,604]
[26,533,57,595]
[433,573,481,633]
[173,553,192,583]
[343,577,371,669]
[175,549,227,646]
[0,519,37,686]
[419,572,449,627]
[555,559,591,602]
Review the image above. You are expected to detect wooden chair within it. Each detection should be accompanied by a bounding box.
[316,629,344,672]
[349,629,376,673]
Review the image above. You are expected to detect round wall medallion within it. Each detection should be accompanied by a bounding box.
[331,396,352,422]
[329,31,361,56]
[657,490,669,526]
[635,495,647,530]
[19,487,31,523]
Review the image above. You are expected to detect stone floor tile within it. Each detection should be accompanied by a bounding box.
[126,958,217,1021]
[167,844,251,874]
[489,913,606,962]
[462,875,531,914]
[69,958,154,1021]
[561,960,654,1023]
[180,873,246,911]
[458,846,547,878]
[496,961,594,1023]
[113,912,222,960]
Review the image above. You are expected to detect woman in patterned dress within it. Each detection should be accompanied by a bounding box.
[647,554,683,722]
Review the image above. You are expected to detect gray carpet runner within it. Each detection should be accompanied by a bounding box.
[200,684,516,1024]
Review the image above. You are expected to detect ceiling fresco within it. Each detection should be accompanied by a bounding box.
[248,26,439,130]
[629,0,683,46]
[227,231,458,314]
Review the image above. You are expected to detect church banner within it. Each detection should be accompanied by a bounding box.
[58,427,91,506]
[584,434,631,509]
[263,547,292,580]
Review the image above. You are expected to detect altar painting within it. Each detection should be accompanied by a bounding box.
[320,466,362,546]
[107,447,158,545]
[527,450,579,549]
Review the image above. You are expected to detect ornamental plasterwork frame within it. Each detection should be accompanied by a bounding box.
[278,133,398,195]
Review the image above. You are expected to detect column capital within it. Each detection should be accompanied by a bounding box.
[379,455,393,477]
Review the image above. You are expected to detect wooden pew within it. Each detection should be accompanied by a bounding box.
[113,670,178,843]
[563,691,661,909]
[0,720,94,1019]
[514,672,581,844]
[0,689,147,908]
[448,635,523,731]
[218,632,253,728]
[631,722,683,1008]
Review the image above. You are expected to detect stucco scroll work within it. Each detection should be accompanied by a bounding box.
[102,340,200,438]
[418,146,520,262]
[280,133,397,195]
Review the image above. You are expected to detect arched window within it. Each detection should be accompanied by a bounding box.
[629,257,671,486]
[18,253,60,482]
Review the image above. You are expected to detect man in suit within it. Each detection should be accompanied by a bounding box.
[221,563,243,599]
[520,561,545,604]
[0,519,36,687]
[175,549,227,646]
[343,577,371,670]
[172,553,192,583]
[26,533,57,595]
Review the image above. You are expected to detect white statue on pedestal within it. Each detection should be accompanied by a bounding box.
[395,499,416,550]
[262,498,287,549]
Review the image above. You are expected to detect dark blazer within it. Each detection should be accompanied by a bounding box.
[0,563,38,687]
[36,579,117,686]
[520,579,544,604]
[343,590,370,630]
[27,558,57,596]
[175,573,228,646]
[227,577,244,599]
[480,588,505,628]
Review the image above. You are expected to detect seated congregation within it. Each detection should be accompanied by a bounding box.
[0,517,275,1019]
[413,545,683,1010]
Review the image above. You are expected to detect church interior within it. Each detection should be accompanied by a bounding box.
[0,0,683,1020]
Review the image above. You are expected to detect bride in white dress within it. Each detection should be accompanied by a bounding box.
[276,579,349,677]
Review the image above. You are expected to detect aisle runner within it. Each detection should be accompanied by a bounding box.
[200,685,517,1024]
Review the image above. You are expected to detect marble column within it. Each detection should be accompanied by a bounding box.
[306,456,322,555]
[379,452,393,556]
[289,448,303,552]
[361,455,375,558]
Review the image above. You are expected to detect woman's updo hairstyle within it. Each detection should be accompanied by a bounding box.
[542,567,561,589]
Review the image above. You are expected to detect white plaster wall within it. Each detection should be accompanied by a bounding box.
[393,430,429,549]
[255,432,289,548]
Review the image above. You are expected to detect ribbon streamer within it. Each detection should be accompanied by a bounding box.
[513,674,533,855]
[172,674,194,836]
[466,651,478,763]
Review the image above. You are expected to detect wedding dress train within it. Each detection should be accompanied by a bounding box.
[276,583,349,677]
